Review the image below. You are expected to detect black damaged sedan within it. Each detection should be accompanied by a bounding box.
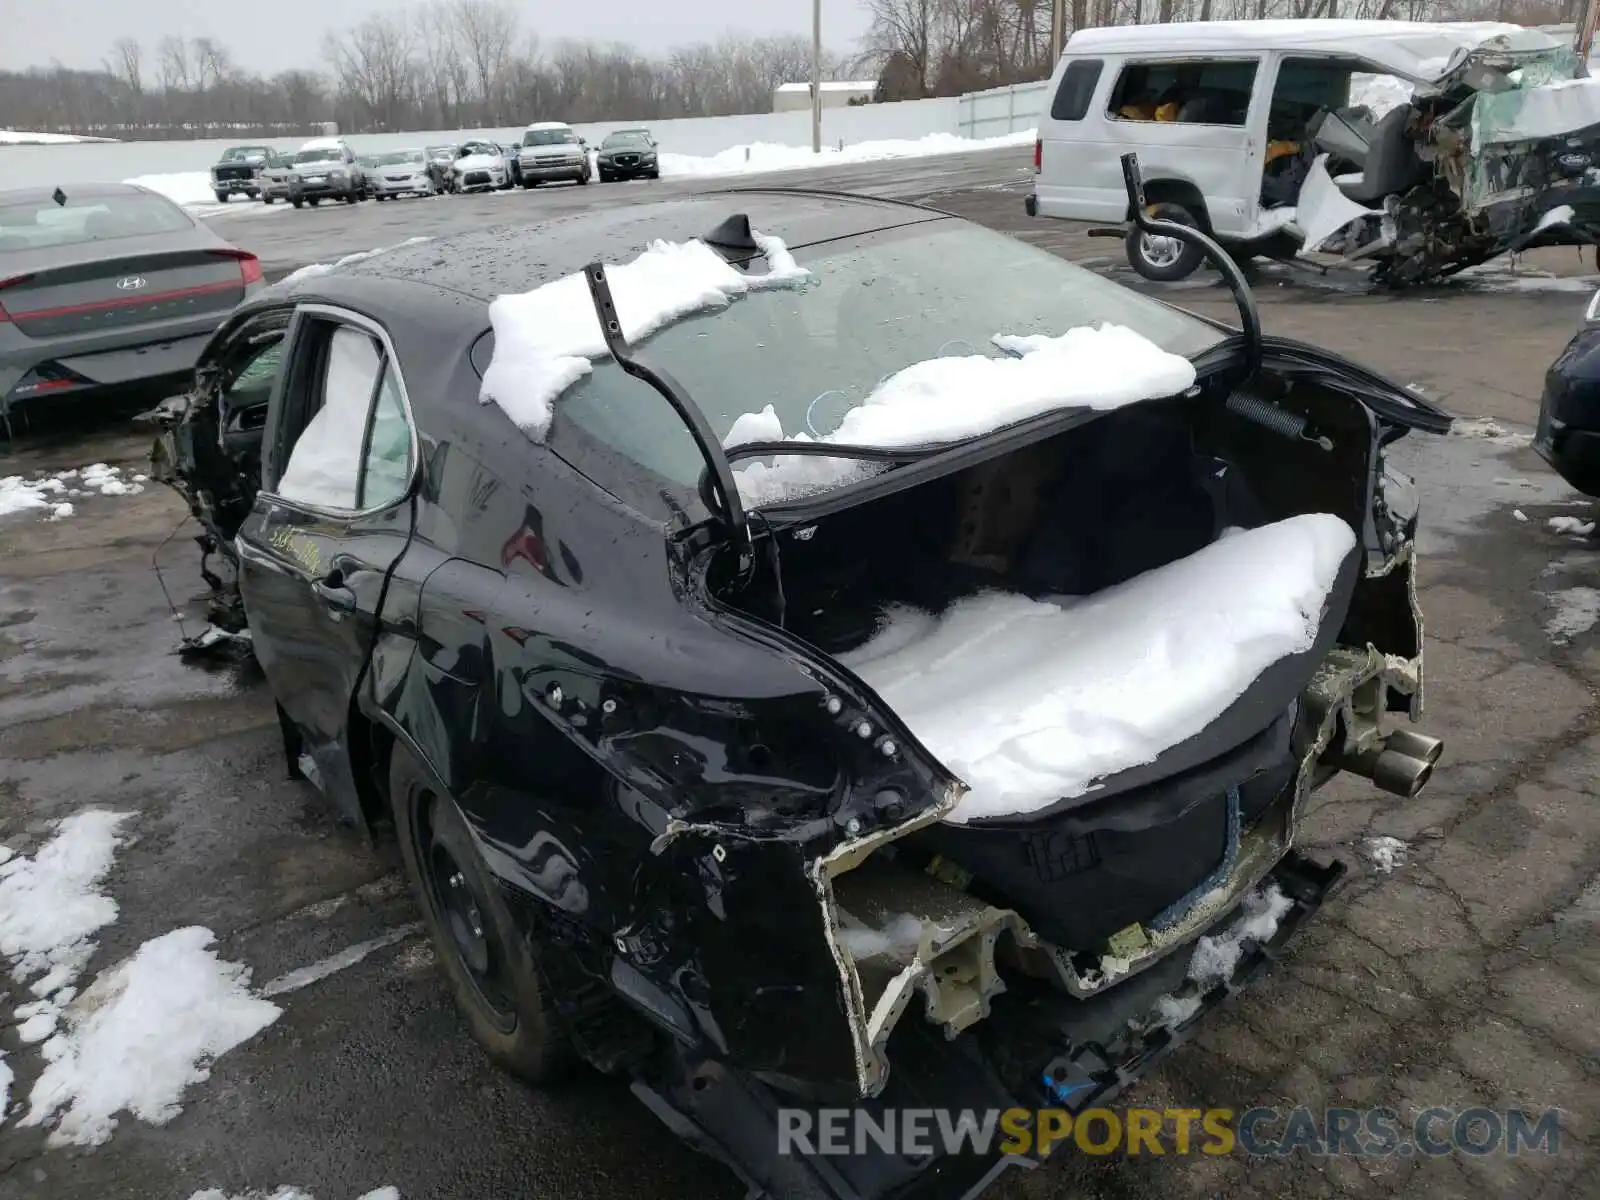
[150,187,1451,1200]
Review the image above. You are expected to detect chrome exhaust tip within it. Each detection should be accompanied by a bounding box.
[1335,730,1441,799]
[1384,728,1443,767]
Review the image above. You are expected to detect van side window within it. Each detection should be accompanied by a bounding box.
[1108,59,1259,127]
[1050,59,1104,121]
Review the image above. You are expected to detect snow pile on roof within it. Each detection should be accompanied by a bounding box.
[837,514,1355,824]
[0,464,147,520]
[730,324,1197,507]
[1549,515,1595,537]
[279,237,433,287]
[21,926,281,1147]
[659,129,1035,179]
[481,234,811,441]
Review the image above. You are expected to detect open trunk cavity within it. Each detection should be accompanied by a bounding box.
[701,387,1425,1079]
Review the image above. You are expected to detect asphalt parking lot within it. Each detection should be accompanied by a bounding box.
[2,149,1599,1200]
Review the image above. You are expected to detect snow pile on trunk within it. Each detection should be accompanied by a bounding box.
[0,464,146,519]
[481,234,810,441]
[837,514,1355,824]
[730,325,1197,507]
[21,927,281,1147]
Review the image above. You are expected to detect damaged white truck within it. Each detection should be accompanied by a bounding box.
[1030,19,1600,286]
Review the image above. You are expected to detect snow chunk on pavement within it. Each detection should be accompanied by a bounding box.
[22,926,281,1147]
[1544,586,1600,643]
[838,514,1354,823]
[481,235,810,442]
[0,464,144,519]
[0,810,134,987]
[732,324,1196,507]
[0,1051,11,1121]
[1362,835,1409,873]
[1549,515,1595,537]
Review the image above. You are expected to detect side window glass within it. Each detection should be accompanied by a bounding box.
[276,325,382,509]
[359,365,413,509]
[1051,59,1103,121]
[1109,59,1257,127]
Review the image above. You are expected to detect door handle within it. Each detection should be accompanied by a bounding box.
[312,570,356,614]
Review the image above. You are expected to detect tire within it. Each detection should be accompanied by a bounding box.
[576,169,589,186]
[647,170,660,180]
[308,197,321,207]
[214,190,229,204]
[291,197,304,209]
[522,178,537,189]
[262,193,275,205]
[376,193,388,202]
[389,743,573,1084]
[1126,201,1207,282]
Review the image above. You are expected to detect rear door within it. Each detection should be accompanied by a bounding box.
[236,305,420,823]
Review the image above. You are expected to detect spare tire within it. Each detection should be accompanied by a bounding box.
[1126,201,1207,283]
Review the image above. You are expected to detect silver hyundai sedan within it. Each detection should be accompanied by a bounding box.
[0,182,265,430]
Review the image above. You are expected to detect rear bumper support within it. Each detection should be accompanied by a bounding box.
[633,848,1347,1200]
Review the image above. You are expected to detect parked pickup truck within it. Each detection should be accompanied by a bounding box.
[210,145,276,203]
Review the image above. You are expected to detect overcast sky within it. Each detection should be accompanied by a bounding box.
[4,0,875,75]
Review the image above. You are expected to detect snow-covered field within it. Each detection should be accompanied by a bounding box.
[0,129,115,144]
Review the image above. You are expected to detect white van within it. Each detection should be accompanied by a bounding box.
[1026,19,1564,280]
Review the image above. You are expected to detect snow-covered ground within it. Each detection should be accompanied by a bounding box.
[0,464,147,521]
[0,129,115,145]
[190,1189,400,1200]
[0,811,281,1147]
[126,128,1035,218]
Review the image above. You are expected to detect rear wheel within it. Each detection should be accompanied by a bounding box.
[390,744,573,1084]
[1126,202,1207,283]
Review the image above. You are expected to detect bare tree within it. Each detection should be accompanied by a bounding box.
[452,0,518,123]
[108,37,143,96]
[324,12,418,131]
[156,35,190,92]
[191,37,232,93]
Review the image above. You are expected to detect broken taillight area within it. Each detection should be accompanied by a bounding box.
[701,377,1432,1096]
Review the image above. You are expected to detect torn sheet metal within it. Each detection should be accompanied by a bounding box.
[1295,154,1383,253]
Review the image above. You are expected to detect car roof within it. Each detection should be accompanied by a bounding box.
[317,191,946,306]
[1064,18,1560,82]
[0,181,171,205]
[524,121,572,130]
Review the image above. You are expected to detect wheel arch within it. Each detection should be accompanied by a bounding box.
[1125,177,1212,230]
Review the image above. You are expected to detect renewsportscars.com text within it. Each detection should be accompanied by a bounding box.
[777,1106,1563,1160]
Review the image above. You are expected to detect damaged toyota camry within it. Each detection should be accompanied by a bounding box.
[149,174,1451,1198]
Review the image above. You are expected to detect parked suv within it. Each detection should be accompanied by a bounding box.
[287,138,368,208]
[516,122,589,187]
[209,145,274,203]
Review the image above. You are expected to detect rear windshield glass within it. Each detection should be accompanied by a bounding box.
[0,192,193,251]
[523,128,578,146]
[530,222,1224,497]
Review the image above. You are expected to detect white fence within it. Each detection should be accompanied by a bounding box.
[956,81,1050,139]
